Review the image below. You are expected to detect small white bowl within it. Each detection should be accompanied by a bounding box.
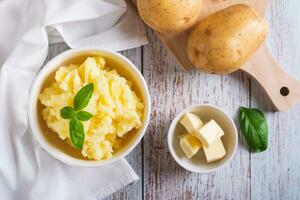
[168,104,238,173]
[29,48,151,167]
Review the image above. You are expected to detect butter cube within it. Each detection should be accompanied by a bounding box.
[196,120,224,147]
[203,138,226,162]
[180,134,202,158]
[180,112,203,136]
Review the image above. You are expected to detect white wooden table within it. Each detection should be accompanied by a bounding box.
[47,0,300,199]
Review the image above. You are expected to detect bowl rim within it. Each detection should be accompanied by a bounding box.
[167,104,238,173]
[28,48,151,167]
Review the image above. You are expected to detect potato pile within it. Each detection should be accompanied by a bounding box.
[137,0,202,33]
[137,1,269,74]
[187,4,268,74]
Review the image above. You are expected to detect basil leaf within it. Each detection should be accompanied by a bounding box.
[76,111,93,121]
[69,118,85,149]
[73,83,94,110]
[60,106,76,119]
[239,107,268,152]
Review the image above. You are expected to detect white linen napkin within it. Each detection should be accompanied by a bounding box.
[0,0,148,199]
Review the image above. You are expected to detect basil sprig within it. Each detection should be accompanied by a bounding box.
[60,83,94,149]
[76,111,93,121]
[69,118,85,149]
[60,106,76,119]
[73,83,94,110]
[239,107,268,152]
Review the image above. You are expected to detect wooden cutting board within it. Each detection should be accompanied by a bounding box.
[132,0,300,111]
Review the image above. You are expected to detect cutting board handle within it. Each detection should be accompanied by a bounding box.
[241,44,300,111]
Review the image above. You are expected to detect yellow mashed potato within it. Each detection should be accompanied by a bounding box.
[39,56,144,160]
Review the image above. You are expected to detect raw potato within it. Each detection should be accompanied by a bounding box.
[137,0,202,34]
[187,4,268,74]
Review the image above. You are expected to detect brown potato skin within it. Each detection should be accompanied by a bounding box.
[187,4,268,74]
[137,0,202,34]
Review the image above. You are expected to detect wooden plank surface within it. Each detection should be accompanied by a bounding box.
[142,24,251,200]
[250,0,300,199]
[47,0,300,199]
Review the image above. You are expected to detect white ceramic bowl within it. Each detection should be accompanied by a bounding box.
[168,104,238,173]
[29,48,151,167]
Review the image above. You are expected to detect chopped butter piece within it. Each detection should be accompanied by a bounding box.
[180,112,203,136]
[203,138,226,162]
[196,119,224,147]
[180,134,202,158]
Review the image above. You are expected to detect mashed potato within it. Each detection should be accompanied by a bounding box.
[39,56,144,160]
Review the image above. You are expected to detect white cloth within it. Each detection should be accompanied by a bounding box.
[0,0,148,199]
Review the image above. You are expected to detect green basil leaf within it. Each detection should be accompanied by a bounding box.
[73,83,94,110]
[60,106,76,119]
[239,107,268,152]
[69,118,85,149]
[76,111,93,121]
